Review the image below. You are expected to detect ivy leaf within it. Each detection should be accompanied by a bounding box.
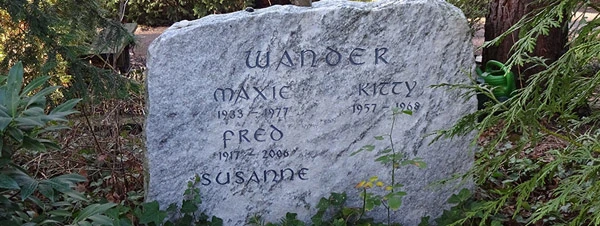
[180,199,198,214]
[386,192,407,210]
[138,201,167,225]
[210,216,223,226]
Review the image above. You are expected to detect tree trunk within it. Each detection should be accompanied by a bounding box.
[483,0,568,87]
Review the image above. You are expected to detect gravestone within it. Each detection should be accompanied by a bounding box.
[145,0,476,225]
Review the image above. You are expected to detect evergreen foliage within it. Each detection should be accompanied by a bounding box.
[446,0,490,32]
[437,0,600,224]
[101,0,251,26]
[0,0,132,101]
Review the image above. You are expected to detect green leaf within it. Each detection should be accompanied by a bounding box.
[20,76,50,97]
[62,189,88,201]
[0,158,10,167]
[38,125,71,133]
[180,199,198,214]
[25,86,59,108]
[418,216,431,226]
[0,173,20,189]
[22,107,45,116]
[361,145,375,152]
[21,136,46,152]
[374,135,385,140]
[138,201,167,225]
[72,203,117,224]
[37,183,55,201]
[50,98,82,115]
[387,192,406,210]
[0,105,11,131]
[448,189,471,204]
[380,148,392,154]
[329,192,346,206]
[87,215,114,225]
[20,178,39,200]
[48,210,72,217]
[15,116,45,127]
[375,155,392,163]
[6,126,23,142]
[210,216,223,226]
[316,197,330,210]
[52,173,87,184]
[6,62,24,117]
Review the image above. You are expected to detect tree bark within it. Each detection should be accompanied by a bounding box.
[483,0,568,87]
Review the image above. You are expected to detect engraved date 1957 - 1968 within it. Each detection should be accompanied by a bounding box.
[352,102,422,115]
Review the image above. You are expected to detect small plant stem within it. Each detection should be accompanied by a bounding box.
[539,124,582,147]
[80,104,103,152]
[359,188,366,220]
[387,112,398,225]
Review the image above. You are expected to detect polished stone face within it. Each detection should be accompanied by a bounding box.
[146,0,476,225]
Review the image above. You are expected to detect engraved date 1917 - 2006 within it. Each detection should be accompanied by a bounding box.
[214,148,298,162]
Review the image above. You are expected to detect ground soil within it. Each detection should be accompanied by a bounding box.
[132,26,169,67]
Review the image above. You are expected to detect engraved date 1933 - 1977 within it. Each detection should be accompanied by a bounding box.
[216,107,290,120]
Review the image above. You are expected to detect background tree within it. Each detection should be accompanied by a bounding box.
[483,0,569,87]
[0,0,132,100]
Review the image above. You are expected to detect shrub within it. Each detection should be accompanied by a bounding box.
[437,0,600,225]
[0,62,102,224]
[101,0,250,26]
[0,0,133,101]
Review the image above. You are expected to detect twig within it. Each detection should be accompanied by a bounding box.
[81,104,104,153]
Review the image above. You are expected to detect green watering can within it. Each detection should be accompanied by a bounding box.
[476,60,516,101]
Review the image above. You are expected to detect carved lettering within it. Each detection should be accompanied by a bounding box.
[222,124,284,148]
[325,47,342,66]
[213,85,292,103]
[247,171,260,185]
[276,50,294,70]
[375,47,389,64]
[215,172,230,185]
[245,50,270,68]
[300,49,317,67]
[349,48,366,65]
[298,168,309,180]
[245,47,391,69]
[213,88,235,102]
[358,81,418,97]
[378,82,390,95]
[200,167,309,186]
[405,81,417,97]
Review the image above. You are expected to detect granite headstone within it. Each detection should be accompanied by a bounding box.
[146,0,476,225]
